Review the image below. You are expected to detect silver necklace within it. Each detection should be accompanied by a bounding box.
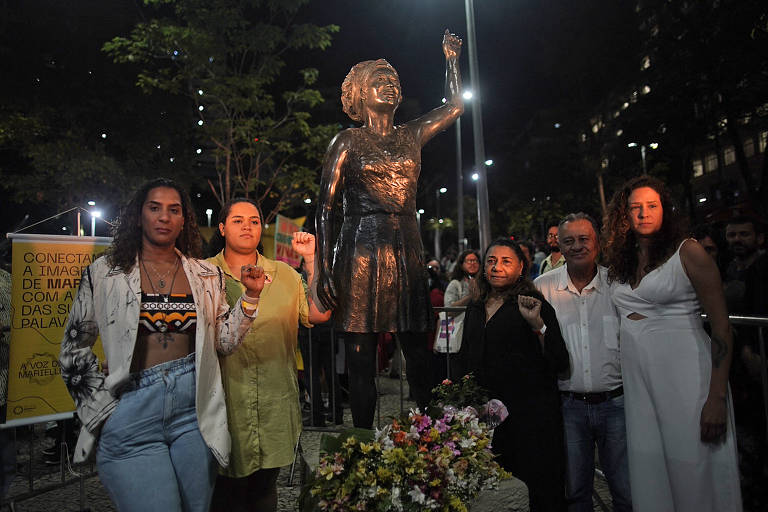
[142,259,177,288]
[141,257,180,305]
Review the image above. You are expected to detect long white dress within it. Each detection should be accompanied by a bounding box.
[611,240,742,512]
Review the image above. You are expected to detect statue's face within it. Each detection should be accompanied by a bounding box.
[363,67,401,110]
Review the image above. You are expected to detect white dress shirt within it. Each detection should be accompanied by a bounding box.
[534,264,622,393]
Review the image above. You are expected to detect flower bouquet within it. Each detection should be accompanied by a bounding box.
[301,374,509,511]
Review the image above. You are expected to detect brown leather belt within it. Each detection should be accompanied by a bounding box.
[560,386,623,404]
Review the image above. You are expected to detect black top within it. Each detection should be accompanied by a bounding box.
[458,295,569,415]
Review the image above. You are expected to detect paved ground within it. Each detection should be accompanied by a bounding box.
[1,375,614,511]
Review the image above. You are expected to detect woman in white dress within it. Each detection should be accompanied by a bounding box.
[602,175,741,511]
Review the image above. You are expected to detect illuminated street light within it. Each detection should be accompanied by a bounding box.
[484,159,493,166]
[471,172,479,181]
[304,198,312,204]
[462,90,473,100]
[87,200,96,206]
[627,142,659,174]
[90,210,101,237]
[205,208,213,227]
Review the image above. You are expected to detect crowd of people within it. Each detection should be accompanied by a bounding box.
[16,171,755,512]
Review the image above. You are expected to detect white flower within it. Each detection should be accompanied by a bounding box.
[390,486,403,511]
[408,485,426,505]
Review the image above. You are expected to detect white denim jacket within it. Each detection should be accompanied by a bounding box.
[59,251,256,465]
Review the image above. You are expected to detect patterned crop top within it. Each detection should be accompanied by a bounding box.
[139,292,197,335]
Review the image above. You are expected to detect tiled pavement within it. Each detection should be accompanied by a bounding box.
[2,376,614,511]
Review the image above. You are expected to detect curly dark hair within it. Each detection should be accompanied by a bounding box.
[205,197,264,257]
[473,238,540,303]
[602,175,688,285]
[107,178,202,272]
[449,249,482,282]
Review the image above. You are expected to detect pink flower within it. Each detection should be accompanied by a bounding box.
[442,378,452,385]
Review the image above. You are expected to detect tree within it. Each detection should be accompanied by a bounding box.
[103,0,339,222]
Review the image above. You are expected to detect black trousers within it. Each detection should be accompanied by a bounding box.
[492,412,567,512]
[344,331,433,428]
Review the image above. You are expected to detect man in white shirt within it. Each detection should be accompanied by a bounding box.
[535,213,631,512]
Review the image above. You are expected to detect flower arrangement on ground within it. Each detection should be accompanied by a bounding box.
[301,374,509,512]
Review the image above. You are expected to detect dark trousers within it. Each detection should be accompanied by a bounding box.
[210,467,280,512]
[345,331,433,428]
[493,413,567,512]
[300,327,343,426]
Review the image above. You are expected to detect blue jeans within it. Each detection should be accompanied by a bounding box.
[97,354,217,512]
[561,393,632,512]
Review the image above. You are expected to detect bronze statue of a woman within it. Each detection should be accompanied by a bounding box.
[315,31,463,428]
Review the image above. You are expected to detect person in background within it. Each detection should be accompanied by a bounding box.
[459,238,569,511]
[722,215,768,510]
[60,178,264,512]
[540,224,565,275]
[692,223,724,273]
[603,175,741,511]
[535,213,631,512]
[724,216,765,313]
[208,198,330,512]
[436,249,481,381]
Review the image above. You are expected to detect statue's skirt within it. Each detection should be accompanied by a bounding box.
[332,211,430,334]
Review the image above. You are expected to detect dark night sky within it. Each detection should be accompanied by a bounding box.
[0,0,640,237]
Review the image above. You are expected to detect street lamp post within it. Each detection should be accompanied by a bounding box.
[465,0,492,252]
[628,142,659,175]
[455,117,465,252]
[435,188,447,260]
[205,208,213,228]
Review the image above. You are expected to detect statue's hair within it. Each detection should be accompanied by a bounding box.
[341,59,399,123]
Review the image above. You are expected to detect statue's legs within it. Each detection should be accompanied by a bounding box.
[344,333,378,429]
[396,332,434,411]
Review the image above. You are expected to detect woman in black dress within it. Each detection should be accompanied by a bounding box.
[459,238,569,511]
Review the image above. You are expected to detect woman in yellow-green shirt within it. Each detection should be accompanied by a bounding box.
[208,198,330,512]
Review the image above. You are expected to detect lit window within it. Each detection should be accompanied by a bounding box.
[724,146,735,166]
[760,131,767,153]
[642,85,651,95]
[744,138,754,158]
[622,102,629,110]
[592,123,599,134]
[692,159,704,177]
[697,194,707,204]
[705,153,718,173]
[616,129,623,136]
[641,56,651,70]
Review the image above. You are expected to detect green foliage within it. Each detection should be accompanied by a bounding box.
[428,373,488,412]
[103,0,339,220]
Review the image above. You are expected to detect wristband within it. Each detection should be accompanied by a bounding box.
[242,297,260,310]
[533,323,547,336]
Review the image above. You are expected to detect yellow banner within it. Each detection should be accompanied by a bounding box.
[7,234,111,422]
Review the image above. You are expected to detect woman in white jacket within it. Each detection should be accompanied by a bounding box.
[59,178,265,512]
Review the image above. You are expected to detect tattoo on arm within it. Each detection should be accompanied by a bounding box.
[711,334,728,369]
